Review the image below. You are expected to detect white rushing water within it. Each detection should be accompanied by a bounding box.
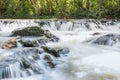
[0,19,120,80]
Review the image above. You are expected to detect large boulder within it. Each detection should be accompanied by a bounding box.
[2,38,17,49]
[11,26,45,37]
[11,26,59,42]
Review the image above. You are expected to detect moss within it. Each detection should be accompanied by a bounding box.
[11,26,45,37]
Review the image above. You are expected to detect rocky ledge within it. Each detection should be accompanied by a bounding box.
[2,26,59,49]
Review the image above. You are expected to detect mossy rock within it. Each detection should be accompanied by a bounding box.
[11,26,59,42]
[42,47,60,57]
[42,47,69,57]
[11,26,45,37]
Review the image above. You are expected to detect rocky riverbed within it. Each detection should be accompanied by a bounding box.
[0,19,120,80]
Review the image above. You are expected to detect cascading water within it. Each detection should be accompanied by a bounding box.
[0,19,120,80]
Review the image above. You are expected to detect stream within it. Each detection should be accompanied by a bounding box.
[0,19,120,80]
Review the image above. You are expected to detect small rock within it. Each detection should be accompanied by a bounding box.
[44,55,55,68]
[42,47,60,57]
[22,60,31,69]
[37,38,48,45]
[44,30,59,42]
[92,32,101,36]
[44,55,52,61]
[57,48,69,54]
[47,61,55,68]
[2,38,17,49]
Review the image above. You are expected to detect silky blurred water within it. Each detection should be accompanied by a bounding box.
[0,19,120,80]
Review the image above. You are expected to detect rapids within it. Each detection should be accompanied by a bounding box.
[0,19,120,80]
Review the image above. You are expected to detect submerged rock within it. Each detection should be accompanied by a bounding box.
[22,58,31,69]
[44,55,55,68]
[37,38,48,45]
[93,34,120,46]
[92,32,101,36]
[2,38,17,49]
[42,47,69,57]
[42,47,60,57]
[18,40,39,47]
[18,37,49,47]
[57,48,69,54]
[44,30,59,42]
[44,55,52,61]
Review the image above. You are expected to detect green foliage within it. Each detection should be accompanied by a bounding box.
[0,0,120,19]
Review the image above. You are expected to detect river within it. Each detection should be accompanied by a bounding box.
[0,19,120,80]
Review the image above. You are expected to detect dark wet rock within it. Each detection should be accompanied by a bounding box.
[34,49,44,54]
[34,21,48,26]
[32,54,40,60]
[85,23,91,30]
[22,59,31,69]
[18,40,39,47]
[100,20,108,23]
[11,26,45,37]
[42,47,69,57]
[2,38,17,49]
[42,47,60,57]
[44,55,52,61]
[57,48,69,54]
[18,38,49,47]
[31,66,43,74]
[3,21,14,24]
[109,22,115,25]
[93,34,120,46]
[49,35,59,42]
[44,55,55,68]
[92,32,101,36]
[47,61,55,68]
[18,48,55,69]
[37,38,48,45]
[44,30,59,42]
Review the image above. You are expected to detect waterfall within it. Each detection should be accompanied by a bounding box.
[0,19,119,32]
[0,20,38,32]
